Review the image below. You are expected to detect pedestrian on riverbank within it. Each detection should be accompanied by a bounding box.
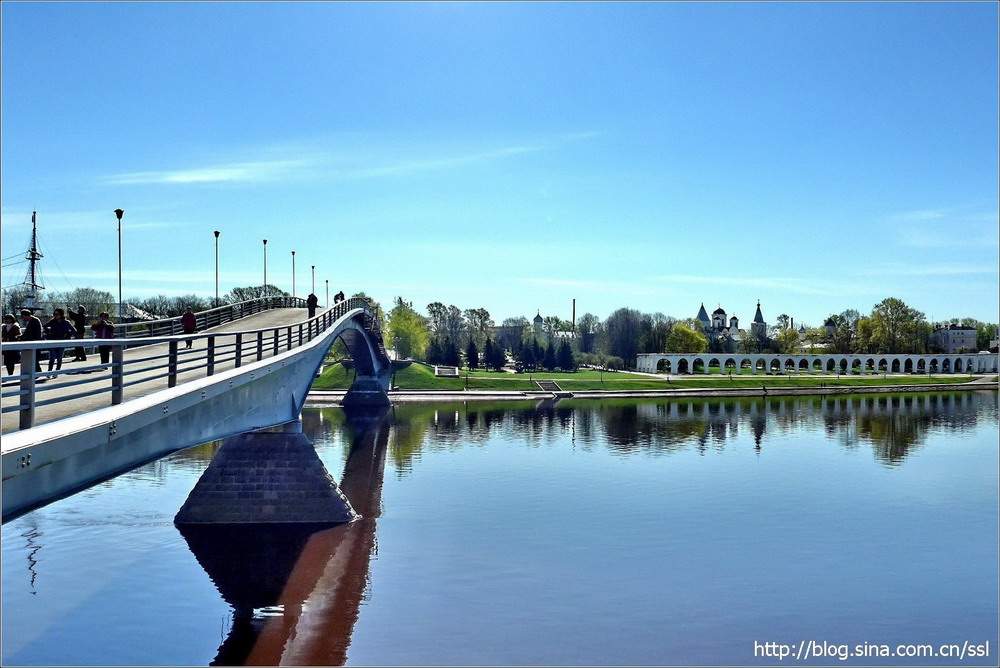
[18,309,43,373]
[2,314,22,375]
[307,293,318,318]
[181,308,197,349]
[69,305,88,361]
[92,312,115,365]
[44,308,76,371]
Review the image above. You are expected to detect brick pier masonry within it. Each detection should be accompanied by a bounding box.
[174,431,357,525]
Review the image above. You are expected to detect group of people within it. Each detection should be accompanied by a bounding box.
[306,292,345,318]
[2,307,116,376]
[2,295,341,378]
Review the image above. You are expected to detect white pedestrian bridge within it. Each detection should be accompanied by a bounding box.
[636,352,999,375]
[1,296,391,520]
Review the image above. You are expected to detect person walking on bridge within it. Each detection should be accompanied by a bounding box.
[69,305,88,361]
[18,309,43,373]
[181,308,197,349]
[306,293,319,319]
[44,308,76,372]
[91,312,115,366]
[2,314,22,375]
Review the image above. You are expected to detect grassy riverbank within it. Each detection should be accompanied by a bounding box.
[312,361,980,392]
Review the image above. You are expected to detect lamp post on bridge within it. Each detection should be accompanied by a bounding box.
[114,208,124,322]
[291,250,296,298]
[311,265,315,294]
[262,239,268,293]
[325,279,329,307]
[213,230,220,307]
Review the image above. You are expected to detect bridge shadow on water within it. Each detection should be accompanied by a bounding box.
[176,407,390,666]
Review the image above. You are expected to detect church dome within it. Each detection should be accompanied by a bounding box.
[712,307,726,316]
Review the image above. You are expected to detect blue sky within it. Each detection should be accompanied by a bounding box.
[2,1,997,326]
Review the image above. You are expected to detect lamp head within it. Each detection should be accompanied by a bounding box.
[214,230,220,238]
[114,208,125,221]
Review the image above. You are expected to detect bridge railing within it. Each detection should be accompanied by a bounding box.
[1,297,384,432]
[115,296,307,339]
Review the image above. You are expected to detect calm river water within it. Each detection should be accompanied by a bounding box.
[2,391,998,666]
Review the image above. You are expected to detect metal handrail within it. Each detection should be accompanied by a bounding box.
[114,295,307,338]
[1,297,387,431]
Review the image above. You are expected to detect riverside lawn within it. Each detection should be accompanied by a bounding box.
[313,361,980,393]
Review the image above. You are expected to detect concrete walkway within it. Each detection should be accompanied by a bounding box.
[1,308,314,438]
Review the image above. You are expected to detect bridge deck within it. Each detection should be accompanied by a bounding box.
[1,308,314,439]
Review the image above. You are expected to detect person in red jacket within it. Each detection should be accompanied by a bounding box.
[181,308,197,349]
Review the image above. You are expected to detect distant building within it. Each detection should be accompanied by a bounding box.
[751,301,767,339]
[931,324,977,353]
[824,317,837,338]
[492,323,527,351]
[495,311,570,348]
[695,302,766,352]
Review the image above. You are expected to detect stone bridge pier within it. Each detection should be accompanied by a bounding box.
[337,327,392,408]
[174,427,358,525]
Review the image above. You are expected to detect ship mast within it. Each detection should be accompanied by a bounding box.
[23,210,44,309]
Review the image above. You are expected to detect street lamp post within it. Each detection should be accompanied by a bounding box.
[291,250,296,298]
[325,279,329,307]
[311,265,315,294]
[213,230,220,307]
[262,239,268,292]
[114,209,124,321]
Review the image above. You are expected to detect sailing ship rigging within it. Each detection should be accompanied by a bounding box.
[1,210,46,311]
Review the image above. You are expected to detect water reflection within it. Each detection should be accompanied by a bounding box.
[178,392,995,664]
[20,521,41,596]
[2,390,996,666]
[178,409,390,665]
[347,391,996,472]
[178,523,323,664]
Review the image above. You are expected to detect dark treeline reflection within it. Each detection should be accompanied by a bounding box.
[302,391,997,472]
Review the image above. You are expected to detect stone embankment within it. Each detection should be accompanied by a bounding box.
[306,378,999,405]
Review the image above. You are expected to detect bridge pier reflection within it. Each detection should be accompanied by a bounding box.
[177,407,391,666]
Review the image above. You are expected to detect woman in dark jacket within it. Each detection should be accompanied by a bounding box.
[18,309,43,373]
[2,314,22,375]
[69,305,88,361]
